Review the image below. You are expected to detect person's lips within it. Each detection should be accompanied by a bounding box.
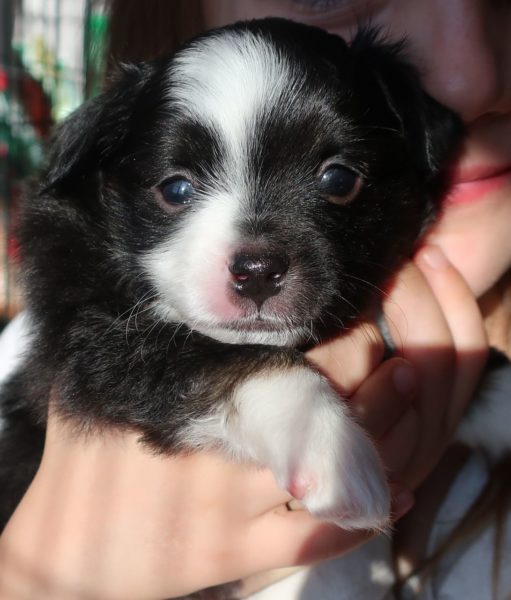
[446,163,511,206]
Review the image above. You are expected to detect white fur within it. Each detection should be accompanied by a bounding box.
[143,188,303,345]
[142,189,238,321]
[180,366,390,531]
[144,212,306,343]
[191,323,307,346]
[168,30,301,172]
[0,313,32,432]
[143,32,306,345]
[457,363,511,459]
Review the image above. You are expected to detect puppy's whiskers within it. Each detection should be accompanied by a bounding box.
[124,291,160,344]
[99,290,158,340]
[139,316,167,362]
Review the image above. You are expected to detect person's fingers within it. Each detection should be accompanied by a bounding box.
[382,249,488,488]
[244,510,369,570]
[382,262,457,488]
[414,245,488,431]
[348,354,421,482]
[307,321,384,396]
[244,353,420,570]
[383,261,456,426]
[379,405,420,475]
[245,478,414,571]
[46,417,297,520]
[350,357,416,439]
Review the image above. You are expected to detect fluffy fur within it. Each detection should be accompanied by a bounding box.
[0,19,463,532]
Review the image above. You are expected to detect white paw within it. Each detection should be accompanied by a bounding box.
[230,367,391,531]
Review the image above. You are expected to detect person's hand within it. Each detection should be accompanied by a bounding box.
[309,244,488,491]
[0,246,487,600]
[0,361,417,599]
[386,245,488,488]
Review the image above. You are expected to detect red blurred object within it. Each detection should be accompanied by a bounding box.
[0,69,7,92]
[19,72,53,136]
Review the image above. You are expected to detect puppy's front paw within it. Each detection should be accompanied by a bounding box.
[233,368,391,531]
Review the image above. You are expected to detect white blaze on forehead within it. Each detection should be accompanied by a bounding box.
[143,30,307,340]
[168,30,300,164]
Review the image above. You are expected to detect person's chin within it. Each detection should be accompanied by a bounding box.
[425,169,511,292]
[427,223,511,299]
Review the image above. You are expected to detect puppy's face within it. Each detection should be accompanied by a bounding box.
[138,34,407,346]
[39,20,461,346]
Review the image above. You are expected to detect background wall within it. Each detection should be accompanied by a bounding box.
[0,0,107,323]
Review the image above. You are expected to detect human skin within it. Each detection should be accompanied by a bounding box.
[0,254,487,599]
[204,0,511,300]
[0,0,508,597]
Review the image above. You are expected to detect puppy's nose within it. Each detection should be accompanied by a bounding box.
[229,252,289,308]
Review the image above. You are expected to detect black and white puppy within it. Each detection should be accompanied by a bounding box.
[0,19,462,531]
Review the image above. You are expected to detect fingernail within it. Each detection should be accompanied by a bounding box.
[419,245,449,270]
[392,363,416,395]
[393,488,415,519]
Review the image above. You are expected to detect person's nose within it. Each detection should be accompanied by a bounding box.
[403,0,511,123]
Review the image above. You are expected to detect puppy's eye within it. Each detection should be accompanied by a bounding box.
[319,165,361,205]
[159,177,195,206]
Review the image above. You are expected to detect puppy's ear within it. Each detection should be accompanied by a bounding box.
[350,29,463,180]
[43,63,152,195]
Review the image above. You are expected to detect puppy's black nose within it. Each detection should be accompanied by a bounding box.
[229,252,289,308]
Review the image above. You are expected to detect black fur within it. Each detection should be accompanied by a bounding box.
[0,19,462,531]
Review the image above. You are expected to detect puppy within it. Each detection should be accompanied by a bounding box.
[0,18,462,532]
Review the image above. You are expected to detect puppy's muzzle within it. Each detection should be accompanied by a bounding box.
[229,251,289,309]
